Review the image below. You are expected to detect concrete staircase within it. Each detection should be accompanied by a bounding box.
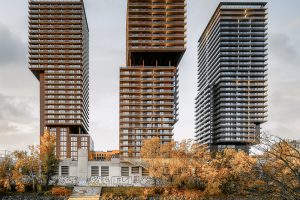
[68,186,101,200]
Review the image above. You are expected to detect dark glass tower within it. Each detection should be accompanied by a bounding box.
[195,2,268,152]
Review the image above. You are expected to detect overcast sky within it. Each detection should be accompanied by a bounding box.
[0,0,299,152]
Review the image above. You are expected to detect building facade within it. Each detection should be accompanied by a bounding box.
[28,0,93,160]
[91,150,120,161]
[53,149,153,187]
[195,2,268,152]
[119,0,186,157]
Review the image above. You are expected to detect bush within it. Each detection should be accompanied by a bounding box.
[0,188,8,195]
[50,186,72,196]
[142,188,155,198]
[101,193,126,200]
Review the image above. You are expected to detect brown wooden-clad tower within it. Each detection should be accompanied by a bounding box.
[28,0,93,160]
[120,0,187,157]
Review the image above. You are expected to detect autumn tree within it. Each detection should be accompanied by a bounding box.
[40,130,59,189]
[141,137,167,186]
[141,138,209,189]
[12,151,28,192]
[141,137,164,159]
[0,131,58,193]
[200,149,258,196]
[12,146,40,192]
[0,155,14,191]
[141,137,260,198]
[253,135,300,200]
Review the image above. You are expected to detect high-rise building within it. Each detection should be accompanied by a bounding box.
[195,2,268,152]
[120,0,186,157]
[28,0,93,160]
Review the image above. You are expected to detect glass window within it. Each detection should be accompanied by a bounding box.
[61,166,69,176]
[121,167,129,176]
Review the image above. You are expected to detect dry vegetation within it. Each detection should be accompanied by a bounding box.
[49,186,72,197]
[0,130,59,195]
[139,135,300,200]
[1,132,299,200]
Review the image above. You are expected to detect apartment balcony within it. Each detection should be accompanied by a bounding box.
[220,21,267,25]
[120,113,174,117]
[45,120,82,125]
[120,89,173,93]
[45,70,82,75]
[220,26,268,31]
[29,35,82,39]
[218,97,267,102]
[29,19,82,23]
[129,45,185,50]
[217,107,268,113]
[128,8,186,13]
[29,60,82,65]
[129,39,185,44]
[29,15,82,19]
[29,9,81,14]
[46,115,82,120]
[29,49,82,54]
[215,93,268,99]
[29,29,82,34]
[129,27,185,32]
[29,54,82,59]
[29,5,82,10]
[219,52,267,57]
[120,119,174,123]
[29,24,82,29]
[120,101,174,106]
[219,102,267,108]
[120,71,174,76]
[214,137,257,143]
[120,77,174,82]
[45,105,82,110]
[45,81,82,85]
[219,66,267,73]
[218,87,267,93]
[29,44,82,49]
[29,39,82,44]
[128,2,186,7]
[129,33,185,38]
[128,14,185,19]
[119,124,173,129]
[214,112,268,119]
[45,84,82,90]
[120,107,174,112]
[129,20,186,26]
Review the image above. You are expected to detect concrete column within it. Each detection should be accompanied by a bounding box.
[77,149,88,180]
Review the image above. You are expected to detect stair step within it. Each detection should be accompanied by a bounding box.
[69,197,99,200]
[69,186,101,200]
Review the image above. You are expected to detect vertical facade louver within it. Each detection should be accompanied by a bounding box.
[28,0,93,160]
[195,2,268,152]
[120,0,186,157]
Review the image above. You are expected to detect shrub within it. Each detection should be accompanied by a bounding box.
[101,193,126,200]
[0,188,8,195]
[142,188,155,198]
[50,186,72,196]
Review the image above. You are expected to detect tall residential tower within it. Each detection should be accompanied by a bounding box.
[195,2,268,152]
[28,0,93,160]
[120,0,186,157]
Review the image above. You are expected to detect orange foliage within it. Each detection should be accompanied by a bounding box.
[40,130,59,188]
[141,138,259,197]
[50,186,72,196]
